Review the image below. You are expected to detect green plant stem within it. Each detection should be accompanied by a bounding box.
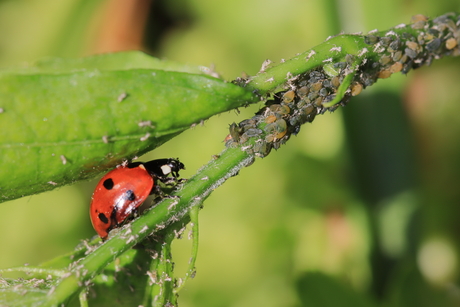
[34,12,460,306]
[245,34,364,93]
[45,146,255,306]
[174,205,200,294]
[146,230,177,306]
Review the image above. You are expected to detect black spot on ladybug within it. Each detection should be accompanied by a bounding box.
[98,213,109,224]
[103,178,114,190]
[124,190,136,201]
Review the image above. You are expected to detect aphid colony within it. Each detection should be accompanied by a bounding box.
[226,13,459,158]
[359,13,459,85]
[226,67,350,157]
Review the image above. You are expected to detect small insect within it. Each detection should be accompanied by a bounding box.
[445,38,457,50]
[90,158,185,240]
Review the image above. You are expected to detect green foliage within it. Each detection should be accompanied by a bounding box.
[0,52,259,202]
[2,12,459,304]
[1,1,460,307]
[297,272,376,307]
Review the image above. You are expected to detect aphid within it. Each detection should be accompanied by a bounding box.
[253,141,271,157]
[265,115,277,124]
[362,74,375,87]
[446,38,458,50]
[389,62,403,73]
[406,41,419,51]
[411,14,428,23]
[314,97,323,107]
[319,88,329,97]
[333,62,347,69]
[416,33,426,44]
[311,82,323,92]
[426,38,442,52]
[411,21,426,30]
[307,92,319,100]
[364,35,379,44]
[345,54,356,64]
[297,86,309,97]
[401,61,413,74]
[296,98,308,108]
[378,70,392,79]
[402,33,415,40]
[423,33,435,41]
[380,37,392,46]
[427,28,440,38]
[379,55,392,65]
[404,48,417,59]
[263,122,277,134]
[331,76,341,88]
[269,104,282,113]
[278,105,291,116]
[433,14,450,25]
[282,90,296,103]
[302,105,315,115]
[323,94,336,103]
[229,123,241,142]
[239,118,258,130]
[322,80,332,88]
[265,134,275,143]
[274,119,287,139]
[351,82,363,96]
[399,54,408,63]
[238,133,249,144]
[392,51,403,62]
[323,63,340,77]
[310,70,324,79]
[242,128,263,138]
[224,134,234,144]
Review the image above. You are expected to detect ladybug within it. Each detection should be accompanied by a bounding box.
[90,158,185,240]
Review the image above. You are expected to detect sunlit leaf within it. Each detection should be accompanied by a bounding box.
[0,52,259,203]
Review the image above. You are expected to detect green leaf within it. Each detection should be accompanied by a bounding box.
[0,52,259,203]
[1,51,209,75]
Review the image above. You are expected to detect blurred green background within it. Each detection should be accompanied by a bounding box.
[1,0,460,306]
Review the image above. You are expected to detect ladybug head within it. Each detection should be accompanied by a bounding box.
[142,158,185,179]
[161,158,185,178]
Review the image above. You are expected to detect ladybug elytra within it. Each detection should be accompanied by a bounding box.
[90,158,185,240]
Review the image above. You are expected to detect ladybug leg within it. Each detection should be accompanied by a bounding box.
[131,207,141,218]
[157,176,187,186]
[149,183,182,202]
[150,183,165,198]
[176,177,187,184]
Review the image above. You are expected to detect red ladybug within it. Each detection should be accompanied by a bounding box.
[90,158,185,240]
